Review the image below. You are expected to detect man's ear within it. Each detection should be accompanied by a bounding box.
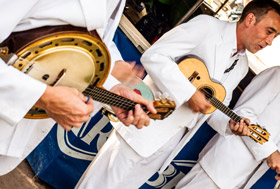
[244,13,256,27]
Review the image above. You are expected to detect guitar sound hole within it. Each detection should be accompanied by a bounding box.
[39,42,52,48]
[95,49,102,57]
[199,87,213,99]
[99,62,104,71]
[82,40,92,46]
[42,74,50,80]
[61,38,74,42]
[22,52,31,59]
[93,78,100,86]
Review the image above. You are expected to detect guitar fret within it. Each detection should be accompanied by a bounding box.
[209,96,240,123]
[83,86,136,110]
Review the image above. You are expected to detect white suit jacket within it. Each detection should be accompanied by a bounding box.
[0,0,125,175]
[113,15,249,168]
[199,67,280,189]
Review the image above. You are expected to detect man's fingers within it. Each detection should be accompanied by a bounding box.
[231,119,252,136]
[71,120,86,128]
[243,118,250,125]
[109,84,154,129]
[132,104,142,127]
[77,92,88,101]
[119,110,134,126]
[233,122,239,132]
[240,119,251,136]
[58,123,73,131]
[114,105,150,129]
[146,101,157,114]
[84,98,94,114]
[247,129,251,136]
[135,97,156,114]
[238,120,244,133]
[48,111,89,130]
[133,104,149,129]
[276,167,280,174]
[80,115,91,123]
[130,61,136,67]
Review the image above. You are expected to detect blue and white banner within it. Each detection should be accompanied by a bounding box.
[27,111,113,188]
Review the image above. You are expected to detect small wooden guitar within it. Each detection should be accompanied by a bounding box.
[26,85,176,121]
[9,33,175,121]
[178,57,270,144]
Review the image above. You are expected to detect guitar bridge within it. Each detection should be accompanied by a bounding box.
[188,71,199,83]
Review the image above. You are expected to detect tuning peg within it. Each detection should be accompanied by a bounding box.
[155,92,162,99]
[155,92,166,104]
[162,92,174,104]
[162,92,169,99]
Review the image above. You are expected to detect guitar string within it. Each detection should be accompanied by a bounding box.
[199,88,241,122]
[83,86,149,112]
[83,87,136,110]
[84,87,136,108]
[199,88,267,142]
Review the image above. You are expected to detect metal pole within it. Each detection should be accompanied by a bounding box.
[214,0,229,16]
[175,0,204,27]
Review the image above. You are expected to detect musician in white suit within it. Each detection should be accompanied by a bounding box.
[177,66,280,189]
[0,0,156,175]
[76,0,280,188]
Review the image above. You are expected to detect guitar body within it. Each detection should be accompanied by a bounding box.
[178,57,226,114]
[178,57,270,144]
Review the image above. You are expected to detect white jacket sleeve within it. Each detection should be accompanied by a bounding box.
[206,94,232,136]
[234,67,280,161]
[101,35,123,90]
[97,0,126,90]
[0,0,39,42]
[140,16,213,107]
[0,60,46,127]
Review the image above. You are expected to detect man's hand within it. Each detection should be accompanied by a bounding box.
[229,118,251,136]
[35,86,94,131]
[267,150,280,180]
[187,90,211,113]
[111,60,145,82]
[110,84,157,129]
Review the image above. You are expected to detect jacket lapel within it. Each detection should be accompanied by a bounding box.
[213,22,237,81]
[79,0,106,31]
[213,42,232,80]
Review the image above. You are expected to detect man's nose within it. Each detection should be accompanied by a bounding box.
[266,35,275,46]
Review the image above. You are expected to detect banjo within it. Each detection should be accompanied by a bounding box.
[0,27,175,120]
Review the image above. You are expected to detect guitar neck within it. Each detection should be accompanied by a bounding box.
[208,96,241,123]
[82,86,145,111]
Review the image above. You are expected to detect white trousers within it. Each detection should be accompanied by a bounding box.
[75,128,186,189]
[176,163,251,189]
[175,163,219,189]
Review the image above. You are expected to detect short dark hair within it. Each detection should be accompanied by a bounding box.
[239,0,280,23]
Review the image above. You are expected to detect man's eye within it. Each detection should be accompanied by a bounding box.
[267,30,273,35]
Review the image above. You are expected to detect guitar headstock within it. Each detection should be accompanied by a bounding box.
[248,124,270,144]
[148,97,176,120]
